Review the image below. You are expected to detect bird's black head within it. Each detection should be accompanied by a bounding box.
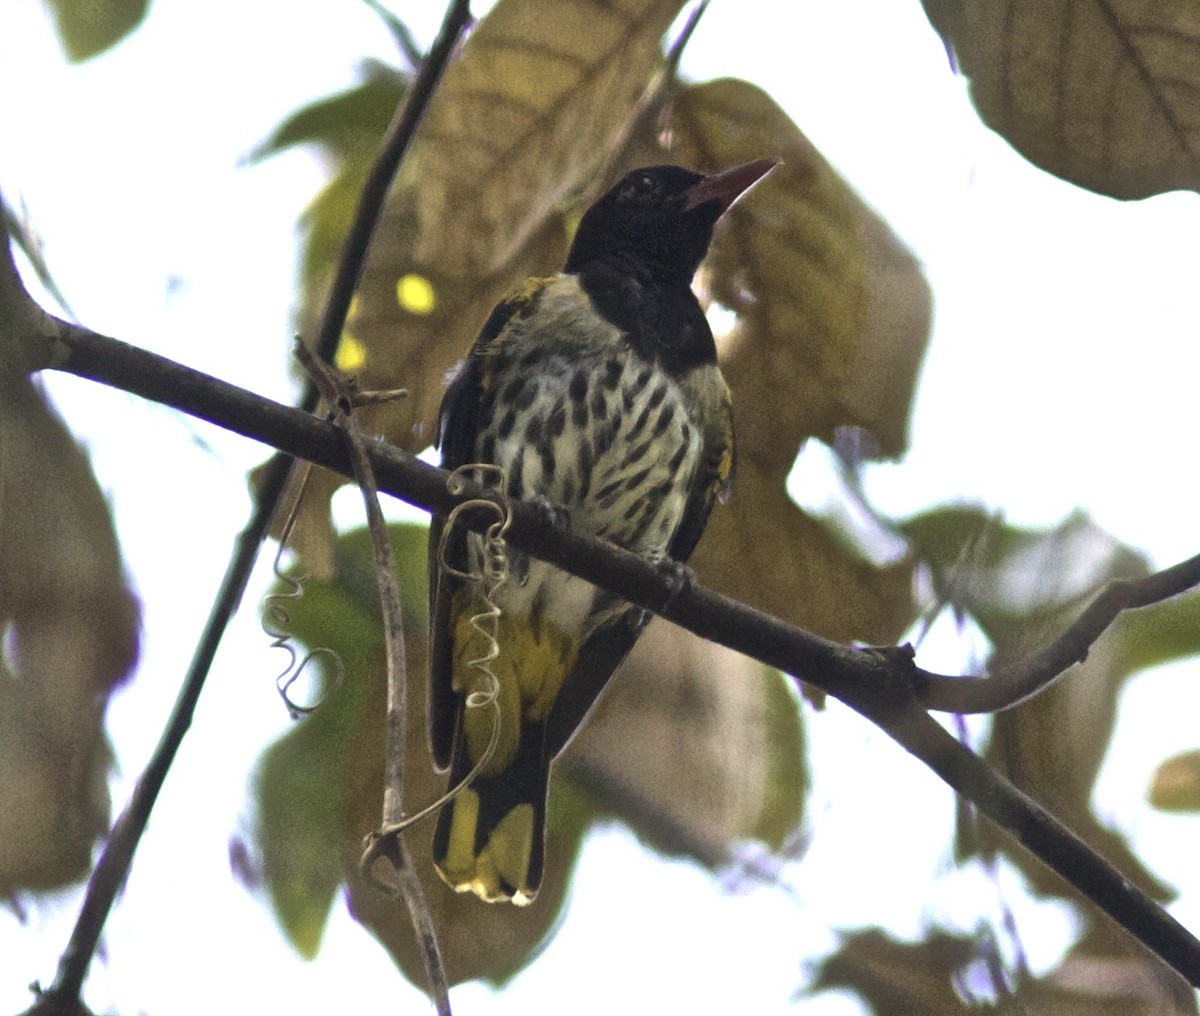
[564,160,776,285]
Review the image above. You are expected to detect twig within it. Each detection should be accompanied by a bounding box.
[294,342,449,1014]
[44,326,1200,987]
[19,2,472,1008]
[663,0,711,80]
[2,192,76,322]
[913,550,1200,713]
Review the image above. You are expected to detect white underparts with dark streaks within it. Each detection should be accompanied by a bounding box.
[469,275,703,642]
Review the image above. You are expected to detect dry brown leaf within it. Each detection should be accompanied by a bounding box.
[0,374,139,895]
[345,203,567,453]
[696,459,913,644]
[667,79,930,641]
[978,619,1176,977]
[813,928,1198,1014]
[812,930,978,1014]
[410,0,688,277]
[672,78,931,461]
[562,619,806,863]
[924,0,1200,198]
[1035,951,1198,1014]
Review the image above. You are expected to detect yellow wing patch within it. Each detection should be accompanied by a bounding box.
[450,587,580,778]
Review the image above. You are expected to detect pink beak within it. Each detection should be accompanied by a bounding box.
[683,158,779,214]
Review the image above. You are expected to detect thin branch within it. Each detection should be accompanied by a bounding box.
[2,192,76,322]
[21,2,473,1008]
[295,343,450,1014]
[663,0,711,80]
[913,551,1200,713]
[44,325,1200,988]
[309,0,470,380]
[0,192,63,376]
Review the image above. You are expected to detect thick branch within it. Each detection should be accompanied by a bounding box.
[46,325,1200,987]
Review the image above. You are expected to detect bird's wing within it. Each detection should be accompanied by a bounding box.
[544,608,648,759]
[427,280,551,770]
[668,374,735,563]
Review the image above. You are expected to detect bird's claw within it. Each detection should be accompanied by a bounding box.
[527,494,571,531]
[643,550,695,610]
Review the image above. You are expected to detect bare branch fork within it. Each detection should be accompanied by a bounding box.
[295,344,450,1014]
[38,323,1200,988]
[7,1,473,1012]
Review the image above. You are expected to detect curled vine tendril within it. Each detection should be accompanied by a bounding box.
[261,462,345,719]
[382,464,511,835]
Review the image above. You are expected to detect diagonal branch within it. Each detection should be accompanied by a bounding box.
[10,3,473,1011]
[41,323,1200,988]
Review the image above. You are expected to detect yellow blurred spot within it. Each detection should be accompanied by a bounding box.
[396,273,436,315]
[443,788,482,878]
[563,209,583,245]
[335,333,366,373]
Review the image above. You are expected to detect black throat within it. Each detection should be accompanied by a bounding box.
[572,259,718,378]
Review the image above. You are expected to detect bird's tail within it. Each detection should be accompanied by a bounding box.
[431,717,550,906]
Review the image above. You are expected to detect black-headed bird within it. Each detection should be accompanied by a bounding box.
[428,159,776,904]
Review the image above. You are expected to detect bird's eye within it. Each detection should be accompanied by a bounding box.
[619,173,659,202]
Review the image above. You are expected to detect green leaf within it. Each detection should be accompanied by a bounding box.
[42,0,149,62]
[254,681,353,959]
[1113,586,1200,678]
[903,506,1146,651]
[252,524,426,957]
[1149,750,1200,813]
[251,522,585,986]
[248,62,407,165]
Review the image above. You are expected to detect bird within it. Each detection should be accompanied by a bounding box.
[427,158,776,904]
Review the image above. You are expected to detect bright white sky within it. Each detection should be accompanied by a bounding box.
[3,1,1200,1013]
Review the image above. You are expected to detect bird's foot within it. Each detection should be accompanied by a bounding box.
[642,549,695,612]
[526,494,571,531]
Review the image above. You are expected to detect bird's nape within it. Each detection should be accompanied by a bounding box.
[565,158,778,283]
